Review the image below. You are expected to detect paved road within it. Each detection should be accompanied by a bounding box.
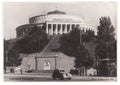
[4,74,117,82]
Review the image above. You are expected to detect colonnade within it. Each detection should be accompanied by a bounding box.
[46,23,81,35]
[16,23,95,38]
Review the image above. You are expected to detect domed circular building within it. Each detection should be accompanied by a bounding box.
[16,10,96,38]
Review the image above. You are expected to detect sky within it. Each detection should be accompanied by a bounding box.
[3,2,117,40]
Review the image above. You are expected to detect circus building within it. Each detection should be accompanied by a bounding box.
[16,10,96,38]
[16,10,97,74]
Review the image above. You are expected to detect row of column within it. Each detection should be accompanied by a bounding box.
[17,23,95,38]
[46,24,79,35]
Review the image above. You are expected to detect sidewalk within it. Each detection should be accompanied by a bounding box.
[72,75,117,81]
[4,73,117,81]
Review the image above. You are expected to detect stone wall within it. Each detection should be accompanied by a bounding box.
[21,52,75,72]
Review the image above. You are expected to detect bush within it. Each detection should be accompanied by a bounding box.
[69,69,79,75]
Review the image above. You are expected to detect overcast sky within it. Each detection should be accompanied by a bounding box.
[3,2,117,40]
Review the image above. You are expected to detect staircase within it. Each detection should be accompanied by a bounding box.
[42,35,60,53]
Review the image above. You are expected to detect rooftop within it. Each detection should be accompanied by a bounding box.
[47,10,66,15]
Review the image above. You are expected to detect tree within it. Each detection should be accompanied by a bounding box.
[108,40,117,60]
[14,26,49,54]
[4,39,9,67]
[6,26,49,66]
[59,27,94,70]
[7,49,22,66]
[82,29,95,43]
[74,45,94,68]
[95,16,116,76]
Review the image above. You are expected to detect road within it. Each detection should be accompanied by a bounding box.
[4,73,117,82]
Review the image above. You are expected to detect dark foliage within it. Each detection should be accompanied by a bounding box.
[59,27,94,68]
[6,26,49,66]
[95,16,116,76]
[108,40,117,60]
[4,40,9,67]
[69,69,79,75]
[82,29,95,43]
[14,26,49,54]
[7,49,22,66]
[95,16,116,59]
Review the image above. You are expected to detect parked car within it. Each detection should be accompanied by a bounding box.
[52,69,72,80]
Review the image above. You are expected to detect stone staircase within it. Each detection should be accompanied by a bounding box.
[42,35,60,53]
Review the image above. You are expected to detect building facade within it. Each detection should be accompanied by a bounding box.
[21,53,75,72]
[16,10,96,38]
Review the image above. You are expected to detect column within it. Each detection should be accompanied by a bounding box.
[74,24,76,29]
[94,28,97,35]
[46,24,48,34]
[80,26,82,30]
[64,24,67,33]
[84,27,86,33]
[69,24,72,32]
[55,24,58,35]
[60,24,62,34]
[51,24,53,35]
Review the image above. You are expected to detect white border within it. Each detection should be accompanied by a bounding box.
[0,0,119,85]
